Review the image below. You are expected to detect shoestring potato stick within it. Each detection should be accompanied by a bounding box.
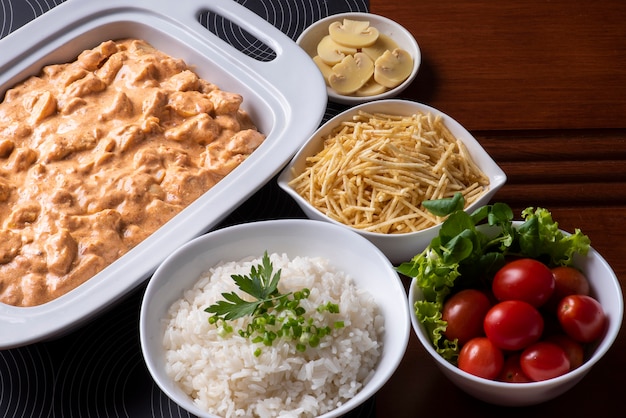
[288,110,490,234]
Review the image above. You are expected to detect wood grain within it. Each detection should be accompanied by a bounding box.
[371,0,626,131]
[369,0,626,416]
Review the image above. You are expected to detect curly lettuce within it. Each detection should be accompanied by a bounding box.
[397,195,591,364]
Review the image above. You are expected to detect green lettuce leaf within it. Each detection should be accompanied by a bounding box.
[398,199,591,365]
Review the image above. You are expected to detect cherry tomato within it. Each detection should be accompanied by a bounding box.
[547,334,584,370]
[458,337,504,380]
[548,266,590,307]
[557,294,607,343]
[442,289,492,345]
[520,341,570,381]
[498,353,532,383]
[483,300,544,351]
[492,258,555,307]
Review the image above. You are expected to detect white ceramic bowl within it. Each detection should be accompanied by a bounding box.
[277,99,507,265]
[140,219,410,418]
[408,224,624,406]
[297,12,420,105]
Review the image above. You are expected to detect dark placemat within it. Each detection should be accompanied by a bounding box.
[0,0,373,417]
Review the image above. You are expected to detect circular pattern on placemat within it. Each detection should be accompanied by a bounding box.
[0,0,65,38]
[0,343,54,417]
[200,0,367,44]
[49,289,147,417]
[0,0,375,417]
[199,0,368,62]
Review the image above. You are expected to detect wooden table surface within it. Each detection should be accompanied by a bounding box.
[369,0,626,416]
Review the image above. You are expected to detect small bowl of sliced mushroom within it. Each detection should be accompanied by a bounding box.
[297,12,421,105]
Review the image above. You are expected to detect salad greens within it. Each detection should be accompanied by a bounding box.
[205,252,343,356]
[397,193,591,363]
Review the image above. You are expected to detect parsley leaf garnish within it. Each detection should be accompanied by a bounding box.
[205,252,283,320]
[204,252,343,354]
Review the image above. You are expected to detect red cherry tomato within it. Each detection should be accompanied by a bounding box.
[547,266,590,308]
[557,294,607,343]
[520,341,570,381]
[458,337,504,380]
[442,289,492,345]
[498,353,532,383]
[492,258,555,307]
[546,334,584,370]
[483,300,544,351]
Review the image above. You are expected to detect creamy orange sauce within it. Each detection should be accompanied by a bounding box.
[0,39,265,306]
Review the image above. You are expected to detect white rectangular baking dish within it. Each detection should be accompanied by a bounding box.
[0,0,327,349]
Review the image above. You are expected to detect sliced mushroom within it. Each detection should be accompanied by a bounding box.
[355,78,388,96]
[328,19,379,48]
[374,48,414,89]
[312,56,333,86]
[329,52,375,95]
[362,33,400,61]
[316,35,357,65]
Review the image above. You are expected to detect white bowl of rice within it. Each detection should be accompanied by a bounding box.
[139,219,410,418]
[277,99,507,265]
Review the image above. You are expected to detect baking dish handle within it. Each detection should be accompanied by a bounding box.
[164,0,312,83]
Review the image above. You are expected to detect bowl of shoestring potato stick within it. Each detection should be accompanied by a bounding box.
[277,99,507,264]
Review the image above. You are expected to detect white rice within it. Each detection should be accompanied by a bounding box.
[163,252,383,418]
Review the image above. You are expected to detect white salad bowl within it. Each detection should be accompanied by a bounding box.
[408,223,624,406]
[277,99,507,265]
[140,219,411,418]
[297,12,420,105]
